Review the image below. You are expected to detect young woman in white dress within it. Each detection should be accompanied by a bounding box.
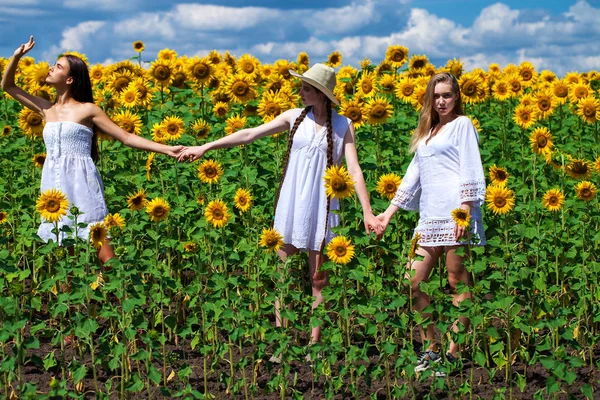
[376,72,486,374]
[178,63,382,346]
[2,36,184,264]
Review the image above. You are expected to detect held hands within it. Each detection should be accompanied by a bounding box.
[364,212,384,237]
[177,145,207,162]
[374,213,393,240]
[167,145,187,159]
[14,36,35,58]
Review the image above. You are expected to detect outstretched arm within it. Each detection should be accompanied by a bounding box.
[88,104,184,158]
[1,36,53,115]
[177,109,295,162]
[343,124,383,236]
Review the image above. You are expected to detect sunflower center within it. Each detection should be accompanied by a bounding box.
[334,245,347,257]
[521,71,532,81]
[549,196,558,206]
[232,81,249,97]
[46,199,60,213]
[193,63,209,79]
[238,197,247,206]
[241,62,254,74]
[172,72,186,88]
[583,105,596,118]
[554,86,568,97]
[463,81,477,96]
[329,55,340,64]
[347,106,362,121]
[93,229,104,241]
[538,99,551,111]
[125,92,136,103]
[412,60,425,69]
[370,105,386,119]
[167,124,179,134]
[213,209,223,220]
[494,197,507,208]
[511,82,521,92]
[496,171,507,181]
[537,136,548,147]
[154,65,171,81]
[204,167,217,178]
[520,112,531,121]
[581,188,591,198]
[344,82,354,95]
[391,50,406,62]
[133,196,143,206]
[402,85,414,97]
[572,163,587,174]
[497,85,507,95]
[154,207,165,217]
[27,113,43,126]
[361,81,373,93]
[122,121,134,133]
[92,71,103,80]
[197,128,209,138]
[266,103,281,115]
[266,236,278,247]
[385,183,396,192]
[575,88,587,99]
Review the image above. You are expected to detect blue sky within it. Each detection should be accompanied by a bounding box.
[1,0,598,75]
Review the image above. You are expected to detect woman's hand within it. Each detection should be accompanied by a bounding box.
[14,36,35,58]
[177,145,207,162]
[454,203,472,240]
[363,212,384,236]
[374,213,392,240]
[167,145,187,159]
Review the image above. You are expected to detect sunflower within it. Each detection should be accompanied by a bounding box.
[224,114,247,136]
[551,80,569,104]
[506,74,524,98]
[187,56,213,84]
[113,110,142,135]
[459,73,485,104]
[87,222,108,249]
[127,189,148,211]
[107,69,135,93]
[519,94,534,107]
[150,123,167,143]
[259,227,284,252]
[377,74,396,94]
[170,67,188,89]
[212,101,230,119]
[0,211,8,225]
[25,61,49,87]
[146,152,155,181]
[207,50,222,65]
[395,78,416,102]
[196,193,205,206]
[204,199,230,228]
[198,159,224,184]
[323,165,355,199]
[485,185,515,215]
[488,63,501,77]
[90,64,105,85]
[576,96,600,124]
[376,173,402,200]
[533,90,557,120]
[2,125,12,136]
[130,78,154,108]
[118,85,140,108]
[18,108,45,138]
[36,188,69,222]
[574,181,596,202]
[563,72,580,85]
[157,48,177,62]
[183,242,199,253]
[146,198,170,222]
[411,85,428,111]
[445,58,463,79]
[492,79,511,101]
[357,71,377,98]
[326,236,355,264]
[148,59,173,87]
[234,188,252,212]
[327,51,342,68]
[488,165,509,186]
[132,40,144,52]
[161,115,185,141]
[257,91,290,123]
[451,208,471,228]
[274,59,293,79]
[529,127,553,156]
[538,70,556,85]
[385,45,408,69]
[569,83,591,104]
[365,97,393,125]
[408,232,422,259]
[104,213,125,230]
[191,118,211,139]
[296,51,309,67]
[513,104,537,129]
[408,55,429,72]
[518,61,537,87]
[339,98,367,129]
[225,73,256,103]
[566,159,592,180]
[32,153,46,168]
[542,189,565,212]
[375,60,394,76]
[236,54,261,78]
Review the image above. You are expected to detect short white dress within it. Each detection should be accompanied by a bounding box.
[391,116,486,246]
[273,108,351,251]
[37,121,108,243]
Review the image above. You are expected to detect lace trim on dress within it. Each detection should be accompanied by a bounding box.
[416,217,485,246]
[391,189,419,211]
[459,179,486,204]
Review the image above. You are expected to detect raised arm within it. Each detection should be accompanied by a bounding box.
[343,124,383,236]
[1,36,53,115]
[177,109,295,162]
[87,104,183,158]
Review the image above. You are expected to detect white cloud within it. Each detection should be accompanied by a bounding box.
[172,4,281,31]
[304,0,380,35]
[114,12,175,38]
[42,20,105,61]
[0,6,44,16]
[63,0,139,10]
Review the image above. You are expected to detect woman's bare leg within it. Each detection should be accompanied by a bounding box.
[307,250,329,343]
[445,245,471,357]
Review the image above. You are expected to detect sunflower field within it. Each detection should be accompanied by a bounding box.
[1,44,600,399]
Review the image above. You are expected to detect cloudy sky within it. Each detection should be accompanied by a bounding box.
[0,0,598,76]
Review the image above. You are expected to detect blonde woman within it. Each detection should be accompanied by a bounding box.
[377,72,486,375]
[179,64,382,352]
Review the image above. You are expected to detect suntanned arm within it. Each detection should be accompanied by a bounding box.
[177,109,295,162]
[1,36,53,115]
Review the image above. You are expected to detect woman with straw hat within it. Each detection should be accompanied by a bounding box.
[179,63,382,352]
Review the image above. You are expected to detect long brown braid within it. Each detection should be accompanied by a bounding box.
[319,98,334,254]
[271,106,312,227]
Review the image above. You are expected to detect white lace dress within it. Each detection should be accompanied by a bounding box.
[273,108,351,251]
[37,121,108,243]
[392,116,486,246]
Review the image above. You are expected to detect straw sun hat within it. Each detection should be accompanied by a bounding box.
[289,63,340,105]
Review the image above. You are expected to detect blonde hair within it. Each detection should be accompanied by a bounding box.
[409,72,464,153]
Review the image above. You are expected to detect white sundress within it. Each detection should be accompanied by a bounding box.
[391,116,486,246]
[37,121,108,243]
[273,108,351,251]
